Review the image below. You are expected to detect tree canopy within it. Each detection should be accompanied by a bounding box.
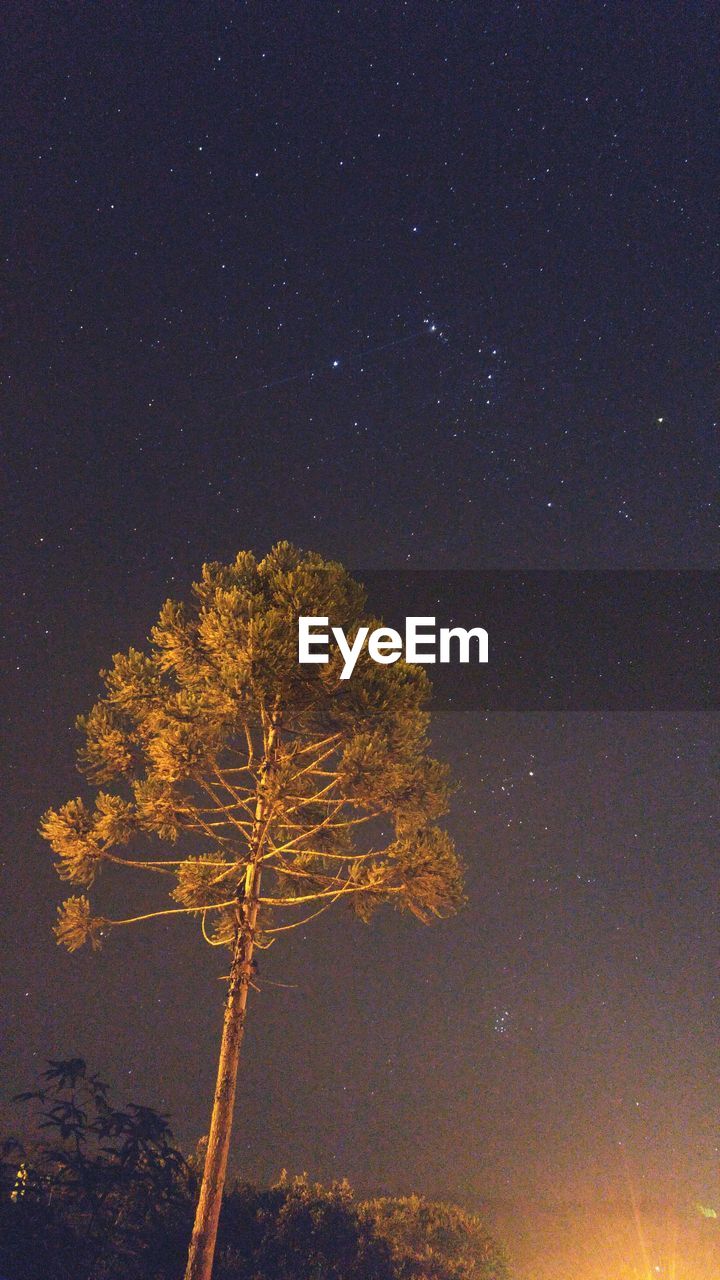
[40,543,465,953]
[362,1193,511,1280]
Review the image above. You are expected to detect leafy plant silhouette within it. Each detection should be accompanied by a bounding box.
[0,1058,194,1279]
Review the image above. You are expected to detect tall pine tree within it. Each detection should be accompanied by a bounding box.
[40,544,465,1280]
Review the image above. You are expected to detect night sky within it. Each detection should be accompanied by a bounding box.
[3,5,718,1277]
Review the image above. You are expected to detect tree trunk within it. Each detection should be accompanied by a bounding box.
[184,723,276,1280]
[183,890,259,1280]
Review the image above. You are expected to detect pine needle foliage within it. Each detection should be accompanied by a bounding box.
[40,544,465,951]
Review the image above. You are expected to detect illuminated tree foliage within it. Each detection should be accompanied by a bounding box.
[362,1194,511,1280]
[40,543,465,1280]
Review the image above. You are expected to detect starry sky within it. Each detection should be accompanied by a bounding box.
[3,5,718,1277]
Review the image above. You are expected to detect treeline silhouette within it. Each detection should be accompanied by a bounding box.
[0,1060,509,1280]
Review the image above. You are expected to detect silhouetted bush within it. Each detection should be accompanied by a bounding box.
[214,1172,397,1279]
[0,1062,510,1280]
[0,1059,194,1280]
